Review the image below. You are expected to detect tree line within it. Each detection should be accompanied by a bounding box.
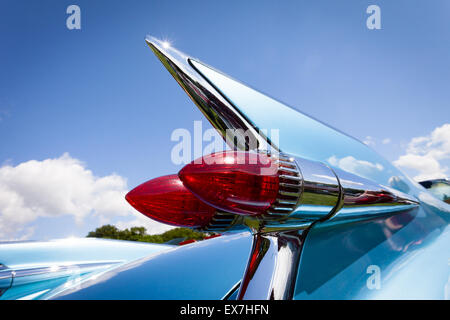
[86,224,210,244]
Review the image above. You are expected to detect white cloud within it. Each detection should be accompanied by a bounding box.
[0,153,170,240]
[364,136,391,146]
[394,123,450,181]
[363,136,375,147]
[328,155,384,177]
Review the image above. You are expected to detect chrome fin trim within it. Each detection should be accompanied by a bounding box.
[265,155,302,218]
[201,211,239,232]
[145,36,276,153]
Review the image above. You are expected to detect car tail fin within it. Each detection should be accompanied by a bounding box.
[145,36,419,196]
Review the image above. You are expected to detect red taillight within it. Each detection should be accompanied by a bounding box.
[178,239,197,246]
[125,174,216,228]
[352,191,395,205]
[179,151,279,216]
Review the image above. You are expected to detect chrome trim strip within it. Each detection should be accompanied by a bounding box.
[279,190,301,197]
[237,230,305,300]
[328,166,419,221]
[0,265,14,295]
[284,155,418,221]
[289,156,341,220]
[145,36,276,153]
[0,269,13,281]
[265,155,302,218]
[221,280,241,300]
[202,211,239,232]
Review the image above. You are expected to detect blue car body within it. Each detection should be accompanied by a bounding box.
[1,37,449,300]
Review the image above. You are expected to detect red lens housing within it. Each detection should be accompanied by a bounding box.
[178,239,197,246]
[179,151,279,216]
[125,174,216,228]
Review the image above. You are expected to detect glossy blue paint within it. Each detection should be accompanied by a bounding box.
[0,238,172,267]
[50,231,252,300]
[189,58,450,299]
[295,201,450,299]
[0,238,172,300]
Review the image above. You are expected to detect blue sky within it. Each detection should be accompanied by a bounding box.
[0,0,449,240]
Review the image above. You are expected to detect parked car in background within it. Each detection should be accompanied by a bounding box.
[419,179,450,204]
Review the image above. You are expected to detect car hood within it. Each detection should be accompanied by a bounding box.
[47,231,251,300]
[0,238,173,300]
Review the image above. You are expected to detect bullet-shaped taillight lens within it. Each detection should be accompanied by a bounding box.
[125,175,216,228]
[179,151,280,216]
